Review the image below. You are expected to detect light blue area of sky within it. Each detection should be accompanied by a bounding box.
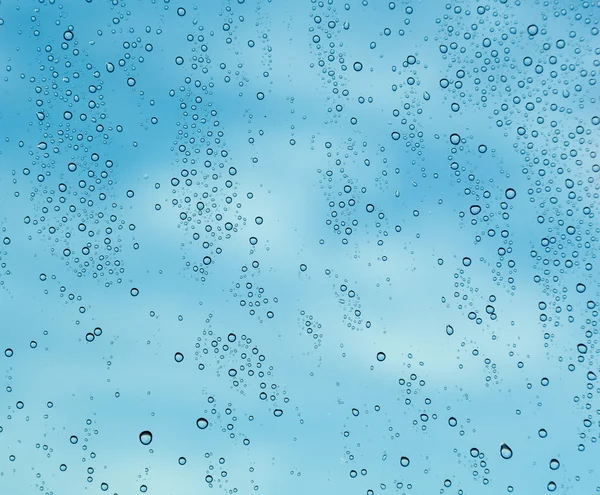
[0,0,598,494]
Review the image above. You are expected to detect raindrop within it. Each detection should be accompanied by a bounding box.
[139,431,152,445]
[500,443,513,459]
[196,418,209,429]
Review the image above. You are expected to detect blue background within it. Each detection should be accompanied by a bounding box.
[0,0,599,494]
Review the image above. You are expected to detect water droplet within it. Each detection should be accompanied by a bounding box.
[376,352,386,362]
[353,61,363,71]
[400,456,410,467]
[196,417,209,429]
[549,459,560,470]
[500,443,513,459]
[139,431,152,445]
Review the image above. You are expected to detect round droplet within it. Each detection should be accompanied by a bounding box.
[273,409,283,417]
[505,188,516,199]
[549,459,559,470]
[576,283,586,293]
[470,205,481,215]
[445,325,454,336]
[174,352,184,363]
[448,417,457,427]
[139,431,152,445]
[450,133,461,145]
[462,257,472,267]
[178,456,187,465]
[400,456,410,467]
[127,77,136,87]
[60,464,67,471]
[500,443,513,459]
[69,435,78,444]
[391,131,400,140]
[547,481,556,492]
[256,92,265,100]
[353,61,363,71]
[4,348,13,357]
[538,428,548,438]
[376,352,386,362]
[527,24,538,36]
[130,288,139,297]
[196,417,209,429]
[177,7,186,16]
[470,448,480,457]
[175,56,184,65]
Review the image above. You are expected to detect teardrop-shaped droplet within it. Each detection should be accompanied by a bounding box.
[500,443,513,459]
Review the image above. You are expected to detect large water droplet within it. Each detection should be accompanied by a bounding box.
[500,443,513,459]
[139,431,153,445]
